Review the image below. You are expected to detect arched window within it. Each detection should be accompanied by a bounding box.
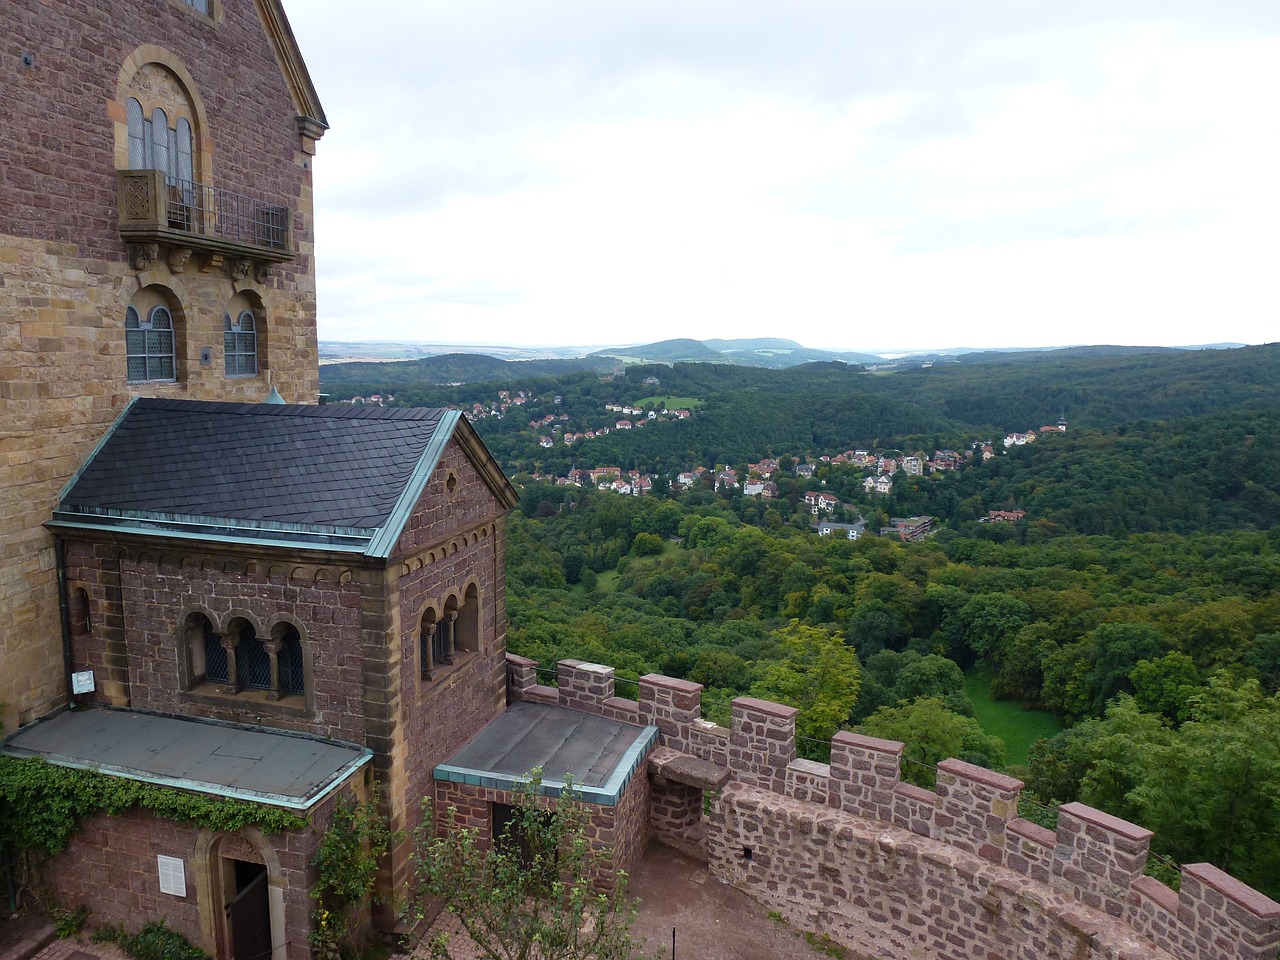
[189,616,305,703]
[237,632,272,691]
[175,117,193,184]
[224,310,258,376]
[151,108,170,176]
[274,623,305,697]
[125,305,176,383]
[457,584,481,654]
[127,98,146,168]
[125,97,192,181]
[183,612,225,686]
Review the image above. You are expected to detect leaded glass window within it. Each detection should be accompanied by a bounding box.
[433,618,451,666]
[224,310,258,377]
[125,305,176,383]
[124,98,192,181]
[204,623,229,684]
[279,628,305,696]
[237,634,273,691]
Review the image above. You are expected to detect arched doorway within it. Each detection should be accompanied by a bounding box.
[197,832,284,960]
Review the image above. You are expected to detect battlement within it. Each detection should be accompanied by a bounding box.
[507,655,1280,960]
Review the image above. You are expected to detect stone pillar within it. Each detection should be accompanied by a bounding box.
[221,634,241,692]
[1178,863,1280,960]
[420,622,436,680]
[1053,802,1152,913]
[506,653,538,700]
[442,611,457,665]
[934,758,1022,861]
[557,659,615,715]
[729,697,796,794]
[828,731,902,822]
[639,675,704,753]
[262,636,283,700]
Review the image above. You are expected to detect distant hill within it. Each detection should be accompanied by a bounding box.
[591,338,727,364]
[592,337,883,369]
[318,338,1260,389]
[319,353,610,387]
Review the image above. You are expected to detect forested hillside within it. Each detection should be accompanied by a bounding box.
[506,486,1280,896]
[325,342,1280,894]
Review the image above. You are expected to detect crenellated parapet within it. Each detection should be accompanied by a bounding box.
[506,655,1280,960]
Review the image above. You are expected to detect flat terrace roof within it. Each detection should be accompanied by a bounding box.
[2,707,371,811]
[435,701,658,806]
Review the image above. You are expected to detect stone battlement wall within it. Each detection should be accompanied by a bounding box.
[506,655,1280,960]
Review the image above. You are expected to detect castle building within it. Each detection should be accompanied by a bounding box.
[3,6,1279,960]
[2,0,326,734]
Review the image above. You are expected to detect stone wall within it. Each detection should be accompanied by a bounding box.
[431,759,651,893]
[61,540,372,743]
[50,789,346,960]
[1,0,322,732]
[508,655,1280,960]
[386,439,512,902]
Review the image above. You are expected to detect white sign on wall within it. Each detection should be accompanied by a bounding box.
[157,855,187,897]
[70,671,95,694]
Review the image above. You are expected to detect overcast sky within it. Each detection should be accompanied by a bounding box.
[284,1,1280,354]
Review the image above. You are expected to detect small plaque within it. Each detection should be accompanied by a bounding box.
[70,670,95,694]
[157,855,186,897]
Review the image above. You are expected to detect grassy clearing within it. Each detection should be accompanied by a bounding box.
[964,665,1061,765]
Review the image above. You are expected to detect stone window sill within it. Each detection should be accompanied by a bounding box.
[421,651,480,690]
[183,683,307,717]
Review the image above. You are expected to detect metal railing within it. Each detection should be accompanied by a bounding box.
[163,176,290,251]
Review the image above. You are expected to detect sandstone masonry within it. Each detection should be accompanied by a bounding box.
[509,655,1280,960]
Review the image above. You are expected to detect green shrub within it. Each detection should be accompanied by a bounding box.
[110,921,210,960]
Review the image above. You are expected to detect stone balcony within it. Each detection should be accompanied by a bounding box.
[116,169,294,280]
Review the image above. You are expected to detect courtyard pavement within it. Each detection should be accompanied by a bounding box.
[16,844,836,960]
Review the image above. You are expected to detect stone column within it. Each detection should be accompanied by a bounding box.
[420,622,436,680]
[262,636,283,700]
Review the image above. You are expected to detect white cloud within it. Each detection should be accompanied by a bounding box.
[286,1,1280,352]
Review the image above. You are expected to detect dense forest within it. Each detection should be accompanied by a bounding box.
[325,343,1280,895]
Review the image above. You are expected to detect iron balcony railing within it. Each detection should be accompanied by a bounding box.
[117,168,294,261]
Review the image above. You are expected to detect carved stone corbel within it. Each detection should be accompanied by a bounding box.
[253,261,271,284]
[128,242,160,271]
[229,258,252,282]
[201,253,225,273]
[168,246,194,274]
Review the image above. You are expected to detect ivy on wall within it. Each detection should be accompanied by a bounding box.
[0,756,306,855]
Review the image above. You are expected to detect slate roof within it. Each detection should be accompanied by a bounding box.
[49,398,508,556]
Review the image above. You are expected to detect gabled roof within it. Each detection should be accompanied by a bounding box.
[255,0,328,133]
[49,399,517,558]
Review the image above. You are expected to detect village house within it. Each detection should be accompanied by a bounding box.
[984,509,1028,523]
[804,491,840,514]
[880,516,934,542]
[818,518,866,540]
